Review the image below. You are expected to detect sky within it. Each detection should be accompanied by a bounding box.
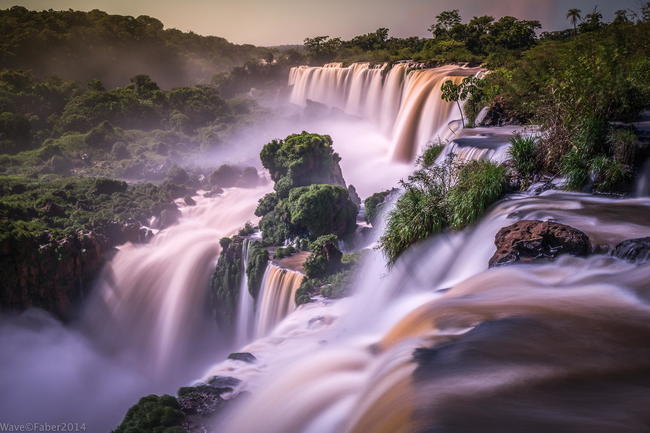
[0,0,642,45]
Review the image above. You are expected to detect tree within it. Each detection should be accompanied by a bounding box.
[303,36,342,62]
[613,9,630,25]
[642,2,650,21]
[566,9,582,35]
[428,9,462,39]
[579,7,603,32]
[441,76,482,127]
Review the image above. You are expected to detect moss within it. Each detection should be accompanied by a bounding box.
[111,394,185,433]
[209,236,244,333]
[246,242,269,299]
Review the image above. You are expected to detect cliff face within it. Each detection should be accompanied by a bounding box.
[0,222,154,320]
[0,231,109,320]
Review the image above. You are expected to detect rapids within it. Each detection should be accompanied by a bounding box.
[207,192,650,433]
[1,60,649,433]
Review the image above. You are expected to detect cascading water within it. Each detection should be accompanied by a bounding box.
[206,191,650,433]
[235,238,256,346]
[288,62,482,162]
[84,185,271,374]
[254,262,305,338]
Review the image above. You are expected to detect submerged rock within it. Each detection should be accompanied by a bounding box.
[228,352,257,363]
[612,237,650,264]
[489,220,591,267]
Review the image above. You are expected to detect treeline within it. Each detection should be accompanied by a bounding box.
[0,6,272,87]
[302,4,650,67]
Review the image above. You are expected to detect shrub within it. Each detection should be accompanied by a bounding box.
[591,156,631,193]
[259,132,345,197]
[420,144,445,167]
[448,161,506,229]
[287,184,358,240]
[363,189,397,225]
[609,128,639,166]
[274,245,296,259]
[303,234,342,279]
[508,134,538,180]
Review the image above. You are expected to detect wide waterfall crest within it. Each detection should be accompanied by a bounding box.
[288,62,483,161]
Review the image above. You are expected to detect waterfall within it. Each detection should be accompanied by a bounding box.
[254,262,305,338]
[288,62,482,162]
[83,185,270,374]
[213,192,650,433]
[235,239,256,346]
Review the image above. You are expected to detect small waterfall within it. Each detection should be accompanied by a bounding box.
[254,262,305,337]
[217,192,650,433]
[288,62,482,162]
[83,185,270,374]
[235,239,256,346]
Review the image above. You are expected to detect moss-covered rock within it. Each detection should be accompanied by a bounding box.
[246,242,269,299]
[260,132,345,197]
[112,394,185,433]
[209,236,244,334]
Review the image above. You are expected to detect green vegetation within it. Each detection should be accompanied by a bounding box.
[303,10,541,65]
[363,189,397,225]
[303,235,342,279]
[466,10,650,192]
[440,76,482,127]
[260,132,345,195]
[0,69,269,179]
[209,236,245,333]
[256,132,357,246]
[0,7,272,88]
[421,144,445,167]
[246,242,269,299]
[447,161,507,229]
[0,176,180,242]
[111,394,185,433]
[380,158,507,264]
[508,134,539,182]
[296,251,361,305]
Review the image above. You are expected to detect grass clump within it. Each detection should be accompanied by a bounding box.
[508,134,538,181]
[380,158,507,265]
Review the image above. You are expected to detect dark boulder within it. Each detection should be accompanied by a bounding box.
[612,237,650,264]
[207,376,241,388]
[227,352,257,363]
[183,195,196,206]
[489,220,591,267]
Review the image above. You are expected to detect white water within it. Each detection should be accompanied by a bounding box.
[289,62,482,162]
[211,192,650,433]
[254,263,305,338]
[235,239,256,346]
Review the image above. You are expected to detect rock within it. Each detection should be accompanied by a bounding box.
[347,184,361,208]
[203,187,223,198]
[612,237,650,264]
[227,352,257,363]
[207,376,241,388]
[489,220,591,267]
[159,204,181,229]
[183,195,196,206]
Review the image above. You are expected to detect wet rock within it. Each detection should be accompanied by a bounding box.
[177,384,236,433]
[159,204,181,229]
[227,352,257,363]
[489,220,591,267]
[203,187,223,198]
[183,195,196,206]
[612,237,650,264]
[207,376,241,388]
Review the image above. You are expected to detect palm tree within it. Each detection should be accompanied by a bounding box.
[566,8,582,35]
